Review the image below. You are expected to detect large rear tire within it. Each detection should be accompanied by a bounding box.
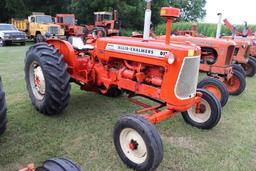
[181,89,221,129]
[113,114,163,171]
[197,78,229,107]
[241,57,256,77]
[224,70,246,96]
[0,77,7,135]
[25,43,71,115]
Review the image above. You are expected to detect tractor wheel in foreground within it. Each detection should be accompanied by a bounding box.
[232,64,246,78]
[241,57,256,77]
[35,157,82,171]
[0,77,7,135]
[181,89,221,130]
[223,70,246,96]
[24,43,71,115]
[113,114,163,171]
[197,77,229,107]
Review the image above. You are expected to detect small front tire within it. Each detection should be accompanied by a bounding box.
[181,89,221,129]
[232,64,246,78]
[241,57,256,77]
[224,70,246,96]
[113,114,163,171]
[198,77,229,107]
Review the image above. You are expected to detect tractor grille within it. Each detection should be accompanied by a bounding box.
[175,56,200,100]
[48,26,59,35]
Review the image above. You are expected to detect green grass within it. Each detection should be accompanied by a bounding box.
[0,44,256,171]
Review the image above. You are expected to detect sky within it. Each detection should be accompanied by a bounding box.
[203,0,255,24]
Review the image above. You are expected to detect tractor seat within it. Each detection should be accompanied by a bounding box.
[68,36,94,50]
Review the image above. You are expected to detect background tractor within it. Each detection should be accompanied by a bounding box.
[24,2,222,170]
[55,14,86,38]
[0,76,7,136]
[85,10,121,37]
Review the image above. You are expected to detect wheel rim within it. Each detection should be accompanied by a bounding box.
[224,74,240,93]
[119,128,147,164]
[29,62,46,100]
[187,99,211,123]
[203,85,222,102]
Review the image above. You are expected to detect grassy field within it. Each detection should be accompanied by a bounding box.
[0,44,256,171]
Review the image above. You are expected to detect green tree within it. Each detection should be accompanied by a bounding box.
[170,0,207,22]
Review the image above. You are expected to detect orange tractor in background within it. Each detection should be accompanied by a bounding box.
[24,2,222,170]
[223,18,256,76]
[84,10,121,37]
[55,14,86,38]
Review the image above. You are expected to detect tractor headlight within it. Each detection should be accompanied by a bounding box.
[167,53,175,64]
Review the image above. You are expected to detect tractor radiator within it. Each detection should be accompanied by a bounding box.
[175,56,200,100]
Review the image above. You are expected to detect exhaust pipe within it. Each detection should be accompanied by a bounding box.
[143,0,152,41]
[216,13,222,39]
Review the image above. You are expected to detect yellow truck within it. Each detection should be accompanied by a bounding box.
[12,12,64,42]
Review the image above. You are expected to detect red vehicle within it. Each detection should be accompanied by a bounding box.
[55,14,85,38]
[24,4,221,171]
[85,10,121,37]
[223,18,256,77]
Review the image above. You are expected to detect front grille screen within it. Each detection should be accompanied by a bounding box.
[175,56,200,99]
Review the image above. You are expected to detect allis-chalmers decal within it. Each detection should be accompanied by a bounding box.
[106,44,169,58]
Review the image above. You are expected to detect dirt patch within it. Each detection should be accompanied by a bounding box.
[162,135,202,153]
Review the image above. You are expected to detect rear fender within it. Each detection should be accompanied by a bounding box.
[46,39,77,68]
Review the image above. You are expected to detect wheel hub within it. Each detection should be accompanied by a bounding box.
[188,99,211,123]
[120,128,147,164]
[33,66,45,95]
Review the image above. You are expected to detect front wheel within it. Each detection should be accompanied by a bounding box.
[25,43,71,115]
[232,64,246,78]
[197,77,229,107]
[113,115,163,171]
[181,89,221,129]
[241,57,256,77]
[223,70,246,96]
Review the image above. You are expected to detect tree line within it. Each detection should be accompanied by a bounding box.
[0,0,206,30]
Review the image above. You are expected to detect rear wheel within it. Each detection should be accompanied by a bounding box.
[197,78,229,107]
[0,77,7,135]
[113,114,163,171]
[224,70,246,96]
[241,57,256,77]
[25,43,71,115]
[181,89,221,129]
[232,64,246,77]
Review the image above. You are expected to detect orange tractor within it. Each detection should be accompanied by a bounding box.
[0,76,7,136]
[84,10,121,37]
[24,2,222,170]
[55,14,86,38]
[223,18,256,77]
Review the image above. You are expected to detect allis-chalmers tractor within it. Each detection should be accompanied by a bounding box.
[0,76,7,136]
[24,2,222,170]
[223,18,256,77]
[55,14,85,38]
